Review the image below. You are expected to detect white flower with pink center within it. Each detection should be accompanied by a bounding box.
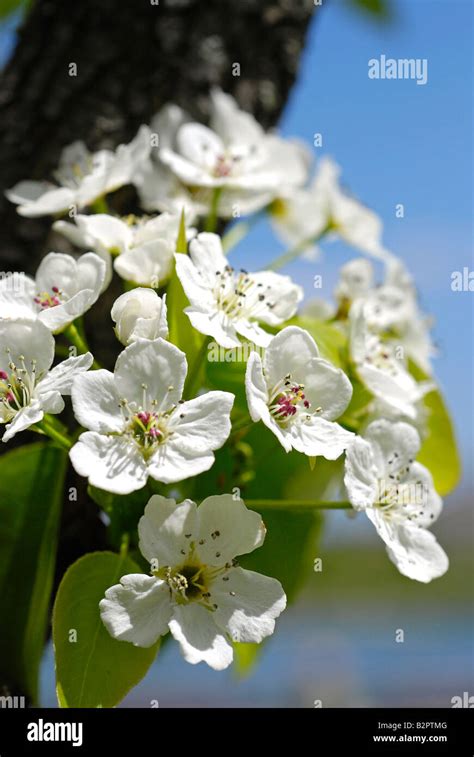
[69,337,234,494]
[149,89,309,216]
[6,126,151,217]
[0,318,93,442]
[245,326,354,458]
[0,252,106,333]
[175,233,303,348]
[100,493,286,670]
[344,420,448,583]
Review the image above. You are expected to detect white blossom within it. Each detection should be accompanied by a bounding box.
[349,299,433,419]
[70,337,234,494]
[6,126,151,217]
[0,253,106,333]
[140,90,309,218]
[0,318,92,442]
[111,289,168,346]
[271,157,389,260]
[100,493,286,669]
[54,211,192,288]
[175,232,303,348]
[344,419,448,582]
[246,326,354,457]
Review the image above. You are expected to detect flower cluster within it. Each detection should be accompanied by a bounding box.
[3,90,450,673]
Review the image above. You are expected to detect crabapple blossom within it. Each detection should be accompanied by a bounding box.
[54,211,193,288]
[246,326,354,458]
[0,252,106,333]
[349,299,433,419]
[6,126,151,217]
[69,337,234,494]
[271,156,389,260]
[100,493,286,670]
[111,289,168,346]
[0,318,92,442]
[344,419,448,582]
[141,90,309,218]
[175,232,303,348]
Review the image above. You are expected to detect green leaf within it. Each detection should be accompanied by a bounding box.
[0,0,25,21]
[347,0,391,20]
[418,387,461,496]
[409,364,461,496]
[53,551,158,708]
[166,250,207,397]
[233,641,260,678]
[0,443,67,702]
[176,208,188,254]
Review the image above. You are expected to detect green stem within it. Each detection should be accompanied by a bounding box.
[91,196,109,214]
[34,417,73,450]
[230,418,253,439]
[266,222,333,271]
[185,338,209,398]
[245,499,353,511]
[120,533,130,559]
[204,187,223,233]
[64,323,101,369]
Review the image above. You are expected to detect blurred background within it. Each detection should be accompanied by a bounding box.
[1,0,473,707]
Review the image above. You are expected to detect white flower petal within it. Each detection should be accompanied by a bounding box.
[344,435,378,510]
[77,213,132,251]
[188,233,228,285]
[16,187,76,217]
[138,495,198,566]
[264,326,320,391]
[185,308,241,348]
[303,358,353,421]
[38,352,93,397]
[0,318,54,377]
[169,603,233,670]
[289,416,354,459]
[111,289,168,345]
[169,391,234,454]
[213,567,286,643]
[114,338,187,410]
[147,442,215,485]
[69,432,148,494]
[2,402,44,443]
[195,494,266,566]
[0,273,37,320]
[100,574,171,647]
[71,369,123,433]
[245,351,269,422]
[249,271,303,325]
[364,419,421,477]
[177,123,224,172]
[367,509,448,583]
[114,240,174,287]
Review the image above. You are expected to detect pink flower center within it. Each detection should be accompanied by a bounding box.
[34,286,63,310]
[270,383,311,421]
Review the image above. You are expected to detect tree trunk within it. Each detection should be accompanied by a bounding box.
[0,0,316,272]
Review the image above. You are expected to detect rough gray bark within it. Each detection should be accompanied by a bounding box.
[0,0,316,272]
